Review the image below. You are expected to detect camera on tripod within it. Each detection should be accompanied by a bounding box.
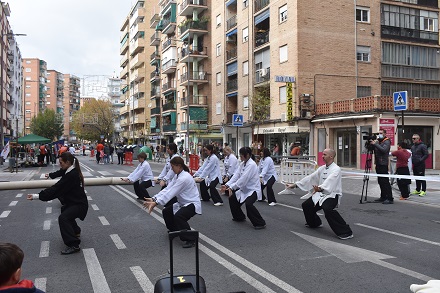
[363,133,378,152]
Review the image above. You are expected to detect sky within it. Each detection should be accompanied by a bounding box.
[8,0,136,79]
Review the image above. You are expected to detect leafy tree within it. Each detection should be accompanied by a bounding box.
[29,109,64,140]
[250,84,271,141]
[71,99,115,142]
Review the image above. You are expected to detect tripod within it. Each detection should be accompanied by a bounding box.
[360,149,373,203]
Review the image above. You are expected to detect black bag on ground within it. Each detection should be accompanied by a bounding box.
[154,230,206,293]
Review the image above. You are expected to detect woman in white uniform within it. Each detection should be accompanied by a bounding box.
[259,147,278,206]
[121,152,154,200]
[193,144,223,206]
[144,157,202,248]
[222,146,239,197]
[221,147,266,229]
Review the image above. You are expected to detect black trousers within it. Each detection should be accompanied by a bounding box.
[162,203,196,241]
[200,178,223,204]
[413,163,426,192]
[396,166,411,198]
[117,153,124,164]
[228,191,266,227]
[133,180,152,199]
[302,196,352,237]
[261,176,276,203]
[376,165,393,201]
[59,205,86,247]
[96,152,101,163]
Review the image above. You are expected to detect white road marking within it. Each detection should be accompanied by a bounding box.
[355,223,440,247]
[116,170,130,175]
[43,220,51,231]
[40,174,46,179]
[293,232,433,282]
[39,241,50,258]
[46,207,52,214]
[16,193,23,198]
[87,196,92,201]
[9,201,18,206]
[91,204,99,211]
[34,278,47,292]
[0,211,11,218]
[97,171,112,176]
[98,216,110,226]
[82,171,93,177]
[130,266,155,292]
[82,248,111,293]
[110,234,126,249]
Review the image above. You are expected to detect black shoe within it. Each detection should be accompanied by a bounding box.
[337,233,354,240]
[61,246,80,255]
[254,225,266,230]
[232,218,246,222]
[374,198,386,203]
[182,241,195,248]
[305,223,323,228]
[382,199,394,204]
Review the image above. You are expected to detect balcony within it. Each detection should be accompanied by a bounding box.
[133,113,146,124]
[226,47,237,62]
[180,45,208,62]
[180,71,209,85]
[120,52,129,67]
[179,20,208,37]
[150,51,160,65]
[120,66,129,79]
[254,0,269,13]
[227,79,238,92]
[255,67,270,84]
[179,0,208,16]
[226,112,237,124]
[151,107,161,116]
[120,35,129,55]
[163,102,176,111]
[133,99,146,109]
[129,36,145,56]
[181,122,208,130]
[150,14,160,28]
[381,25,439,45]
[162,81,176,93]
[162,124,177,132]
[150,70,160,82]
[150,87,161,98]
[180,95,208,107]
[162,59,177,74]
[150,31,161,46]
[161,38,177,51]
[161,16,177,35]
[226,15,237,31]
[255,30,269,47]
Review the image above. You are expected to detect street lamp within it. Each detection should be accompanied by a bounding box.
[0,30,26,164]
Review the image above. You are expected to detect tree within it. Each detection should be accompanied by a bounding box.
[29,109,64,140]
[71,99,115,142]
[250,84,271,142]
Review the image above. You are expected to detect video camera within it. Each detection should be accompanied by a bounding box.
[363,133,378,152]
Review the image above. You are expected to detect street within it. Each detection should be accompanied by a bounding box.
[1,154,439,292]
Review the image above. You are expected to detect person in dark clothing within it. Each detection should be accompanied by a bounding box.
[45,144,51,165]
[391,142,411,200]
[27,152,88,255]
[0,243,45,292]
[116,145,124,165]
[371,129,393,204]
[411,134,429,197]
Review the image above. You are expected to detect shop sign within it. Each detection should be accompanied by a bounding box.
[379,118,395,145]
[287,82,293,120]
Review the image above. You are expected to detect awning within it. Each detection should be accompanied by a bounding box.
[226,92,237,97]
[226,28,237,37]
[226,0,237,6]
[227,62,237,76]
[255,8,270,25]
[312,114,375,123]
[189,107,207,121]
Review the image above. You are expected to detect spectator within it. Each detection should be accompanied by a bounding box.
[411,134,429,197]
[109,144,114,164]
[0,242,45,292]
[82,145,86,156]
[96,142,104,164]
[68,144,76,155]
[290,143,301,156]
[370,129,393,204]
[103,144,110,164]
[392,141,411,200]
[116,144,124,165]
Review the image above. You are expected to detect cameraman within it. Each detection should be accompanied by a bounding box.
[370,129,393,204]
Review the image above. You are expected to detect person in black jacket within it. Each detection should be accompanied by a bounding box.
[27,152,88,255]
[411,134,429,197]
[370,128,393,204]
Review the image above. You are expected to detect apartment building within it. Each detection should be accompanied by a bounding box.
[22,58,47,135]
[119,0,155,145]
[62,74,80,142]
[107,77,124,142]
[46,70,64,122]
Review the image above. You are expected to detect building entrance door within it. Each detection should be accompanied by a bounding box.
[335,128,357,168]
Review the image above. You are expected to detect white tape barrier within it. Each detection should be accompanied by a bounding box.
[0,177,132,191]
[342,171,440,182]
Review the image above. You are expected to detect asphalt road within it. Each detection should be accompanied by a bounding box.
[1,155,439,292]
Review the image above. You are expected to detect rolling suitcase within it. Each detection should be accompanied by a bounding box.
[154,230,206,293]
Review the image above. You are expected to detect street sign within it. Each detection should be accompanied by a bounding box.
[393,91,407,111]
[232,114,244,126]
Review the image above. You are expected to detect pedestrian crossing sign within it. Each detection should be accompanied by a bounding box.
[393,91,407,111]
[232,114,244,126]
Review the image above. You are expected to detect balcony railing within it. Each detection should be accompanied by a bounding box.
[150,31,161,45]
[150,107,161,115]
[162,38,176,50]
[180,95,208,107]
[162,82,176,91]
[162,124,177,132]
[179,20,208,35]
[162,59,177,71]
[163,102,176,111]
[254,0,269,13]
[226,15,237,31]
[180,71,208,82]
[181,45,208,58]
[180,0,207,13]
[255,30,269,47]
[150,14,160,27]
[227,79,238,92]
[226,47,237,62]
[255,67,270,84]
[381,25,439,44]
[181,122,208,130]
[150,71,160,80]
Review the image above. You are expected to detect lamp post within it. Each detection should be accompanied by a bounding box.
[0,29,26,164]
[178,39,191,163]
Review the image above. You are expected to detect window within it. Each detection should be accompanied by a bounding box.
[279,86,286,103]
[243,0,248,8]
[243,61,249,76]
[357,86,371,98]
[25,77,31,80]
[279,45,288,63]
[25,101,31,105]
[25,110,31,113]
[279,4,287,23]
[423,17,435,31]
[216,43,221,56]
[177,69,180,80]
[243,96,249,109]
[25,93,31,97]
[216,102,221,114]
[26,85,30,88]
[356,46,370,62]
[242,27,248,43]
[26,60,31,64]
[356,7,369,23]
[216,72,222,85]
[177,91,180,103]
[46,101,51,105]
[216,14,221,26]
[25,68,31,72]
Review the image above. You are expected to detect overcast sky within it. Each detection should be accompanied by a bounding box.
[9,0,136,79]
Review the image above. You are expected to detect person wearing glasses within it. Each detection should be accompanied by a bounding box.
[370,129,393,204]
[411,134,429,197]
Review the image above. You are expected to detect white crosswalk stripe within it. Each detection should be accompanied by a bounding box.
[97,171,113,176]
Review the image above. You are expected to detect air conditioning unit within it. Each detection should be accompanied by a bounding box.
[260,68,267,76]
[281,113,287,122]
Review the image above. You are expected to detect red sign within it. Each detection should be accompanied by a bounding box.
[379,118,395,145]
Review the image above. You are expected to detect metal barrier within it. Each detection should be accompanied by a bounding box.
[279,158,317,184]
[124,152,134,166]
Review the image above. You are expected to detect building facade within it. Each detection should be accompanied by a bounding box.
[62,74,80,142]
[107,77,124,143]
[119,0,155,145]
[46,70,64,124]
